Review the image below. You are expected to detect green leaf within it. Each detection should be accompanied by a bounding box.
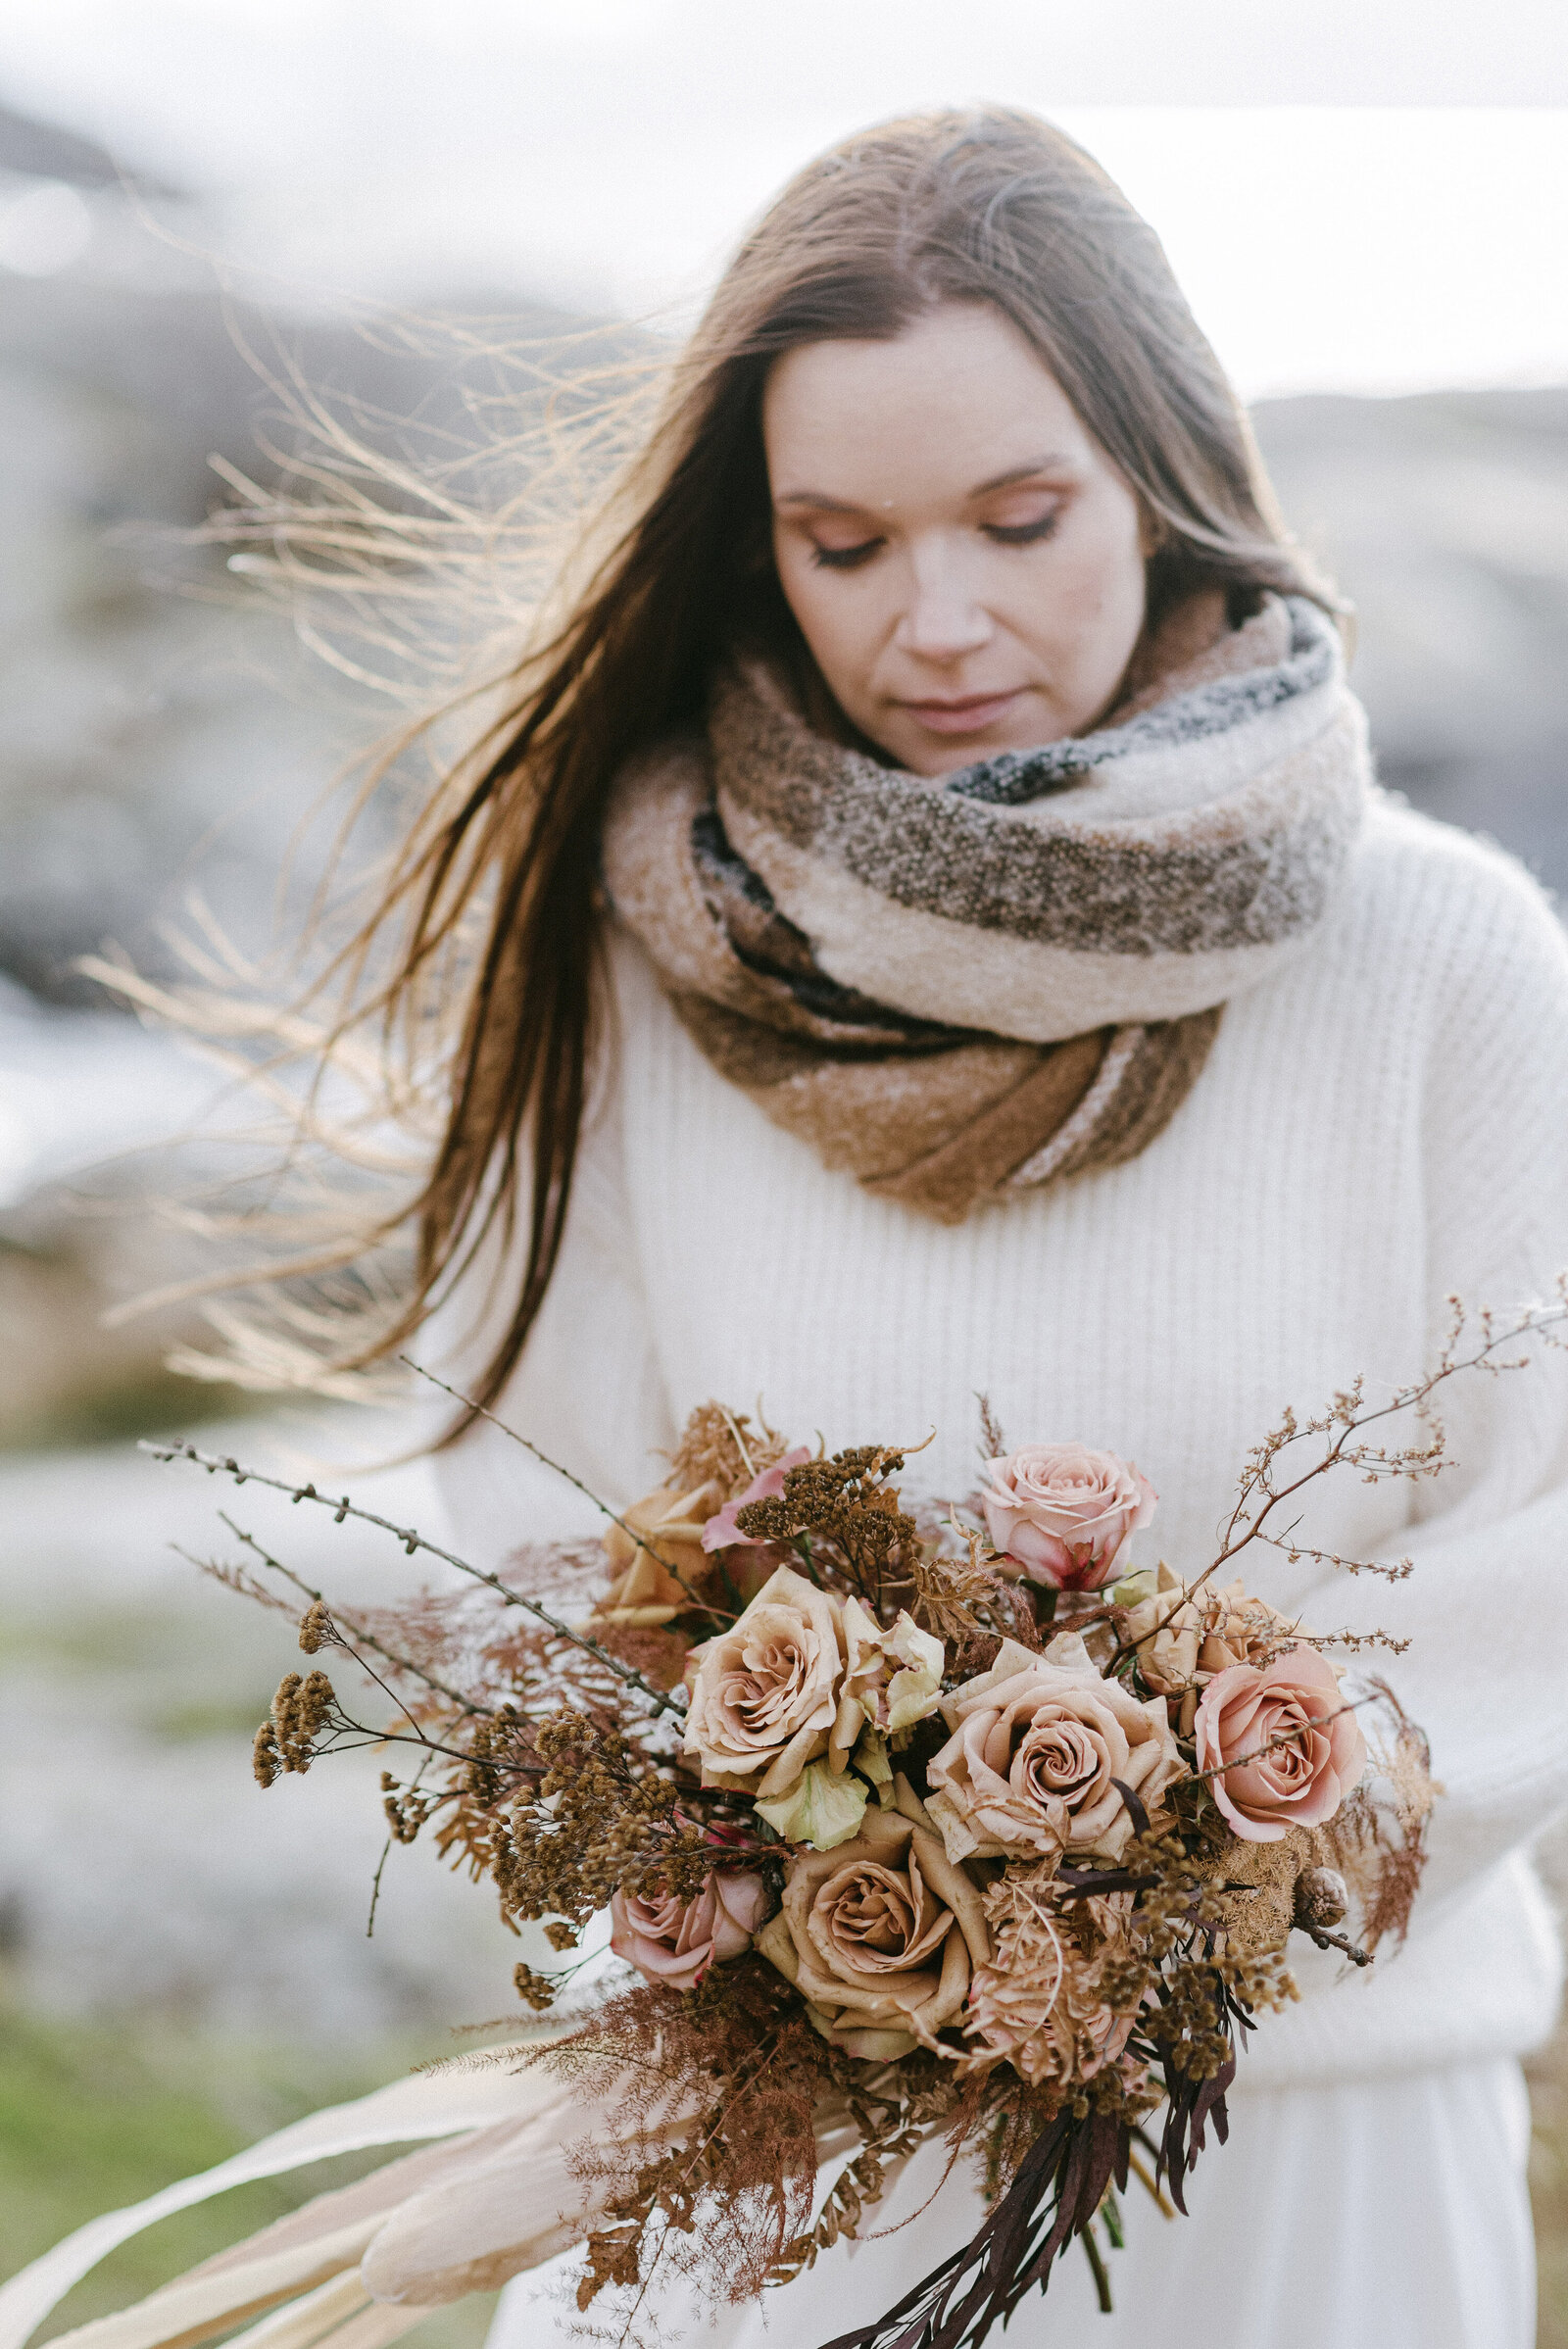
[754,1760,868,1849]
[855,1725,896,1804]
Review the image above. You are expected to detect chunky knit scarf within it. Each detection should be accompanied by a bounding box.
[602,593,1368,1223]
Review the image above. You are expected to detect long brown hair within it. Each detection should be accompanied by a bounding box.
[171,105,1331,1424]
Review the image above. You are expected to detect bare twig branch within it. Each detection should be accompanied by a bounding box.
[214,1513,496,1718]
[1188,1292,1568,1611]
[401,1356,733,1624]
[1180,1694,1373,1790]
[1297,1924,1373,1968]
[140,1437,685,1719]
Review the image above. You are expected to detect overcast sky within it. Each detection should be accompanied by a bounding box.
[1,0,1566,399]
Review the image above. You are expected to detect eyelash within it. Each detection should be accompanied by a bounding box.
[810,539,881,570]
[808,511,1061,569]
[986,511,1060,547]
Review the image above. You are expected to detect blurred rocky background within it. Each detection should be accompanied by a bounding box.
[2,77,1568,2345]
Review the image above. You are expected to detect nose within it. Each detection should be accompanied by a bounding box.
[894,543,994,663]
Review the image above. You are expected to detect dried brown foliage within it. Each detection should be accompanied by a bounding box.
[1313,1678,1437,1955]
[588,1623,693,1691]
[976,1394,1008,1464]
[905,1523,1026,1652]
[736,1444,921,1612]
[540,1960,833,2323]
[668,1401,789,1500]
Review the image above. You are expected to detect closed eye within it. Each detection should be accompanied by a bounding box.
[810,536,884,570]
[984,512,1060,547]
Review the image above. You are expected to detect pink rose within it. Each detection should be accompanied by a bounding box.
[701,1448,811,1550]
[981,1444,1156,1590]
[609,1869,772,1991]
[1195,1644,1367,1844]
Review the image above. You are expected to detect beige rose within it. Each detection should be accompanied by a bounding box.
[756,1802,991,2059]
[609,1870,772,1991]
[596,1477,717,1626]
[682,1565,861,1798]
[1196,1644,1367,1844]
[982,1444,1155,1591]
[926,1635,1184,1865]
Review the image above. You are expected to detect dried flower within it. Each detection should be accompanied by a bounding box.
[668,1400,791,1501]
[926,1635,1183,1865]
[733,1445,919,1610]
[597,1480,717,1624]
[297,1600,335,1654]
[253,1669,335,1782]
[488,1712,710,1936]
[701,1449,811,1551]
[252,1722,279,1787]
[841,1596,946,1737]
[756,1808,990,2059]
[1121,1564,1300,1731]
[514,1960,558,2013]
[1293,1867,1349,1931]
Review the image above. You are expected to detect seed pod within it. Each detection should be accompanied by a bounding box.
[1293,1866,1348,1931]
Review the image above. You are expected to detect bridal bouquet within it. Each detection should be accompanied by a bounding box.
[146,1356,1452,2349]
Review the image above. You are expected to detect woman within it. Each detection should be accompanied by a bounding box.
[14,104,1565,2349]
[408,109,1567,2348]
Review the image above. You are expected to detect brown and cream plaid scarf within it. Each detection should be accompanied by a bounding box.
[602,593,1368,1223]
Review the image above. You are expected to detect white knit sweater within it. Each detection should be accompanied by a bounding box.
[432,791,1568,2091]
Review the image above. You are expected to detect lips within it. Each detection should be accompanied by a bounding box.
[900,689,1024,736]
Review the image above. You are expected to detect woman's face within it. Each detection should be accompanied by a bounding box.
[763,301,1149,776]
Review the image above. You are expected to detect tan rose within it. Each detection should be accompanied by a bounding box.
[596,1478,718,1626]
[1196,1644,1367,1844]
[925,1634,1183,1866]
[840,1594,946,1737]
[682,1565,860,1798]
[756,1802,991,2059]
[1117,1561,1204,1696]
[609,1869,772,1991]
[982,1444,1155,1590]
[1121,1565,1301,1733]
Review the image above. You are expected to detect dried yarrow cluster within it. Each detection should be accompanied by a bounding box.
[191,1314,1556,2348]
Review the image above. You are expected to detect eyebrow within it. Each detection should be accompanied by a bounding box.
[772,455,1076,512]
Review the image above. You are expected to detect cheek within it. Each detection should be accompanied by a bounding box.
[1078,491,1148,630]
[1011,489,1146,667]
[772,533,879,702]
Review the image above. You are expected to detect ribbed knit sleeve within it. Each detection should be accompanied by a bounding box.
[1297,825,1568,1929]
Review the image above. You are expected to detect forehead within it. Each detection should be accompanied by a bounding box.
[761,302,1092,505]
